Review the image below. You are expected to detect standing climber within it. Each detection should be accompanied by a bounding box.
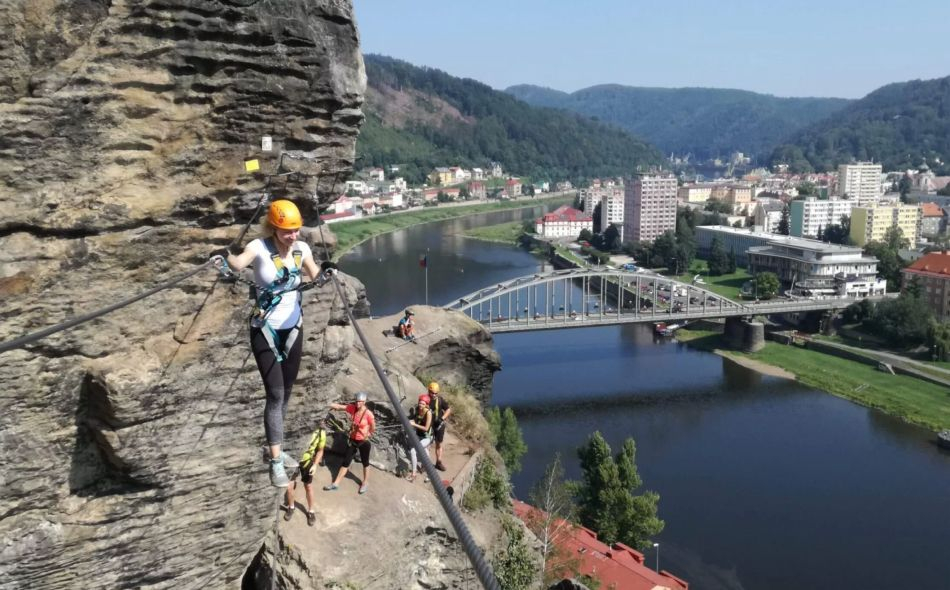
[324,391,376,495]
[210,199,336,488]
[397,309,416,341]
[284,420,328,526]
[406,395,433,482]
[427,381,452,471]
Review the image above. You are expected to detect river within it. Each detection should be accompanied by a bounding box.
[340,206,950,590]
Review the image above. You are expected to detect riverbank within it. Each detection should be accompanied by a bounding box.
[330,194,573,258]
[676,328,950,432]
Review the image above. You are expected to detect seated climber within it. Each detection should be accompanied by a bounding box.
[396,309,416,341]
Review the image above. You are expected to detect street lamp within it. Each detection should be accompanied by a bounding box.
[653,542,659,572]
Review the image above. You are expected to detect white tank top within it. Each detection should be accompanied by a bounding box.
[249,238,312,330]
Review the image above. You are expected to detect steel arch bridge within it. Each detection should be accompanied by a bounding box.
[443,268,863,333]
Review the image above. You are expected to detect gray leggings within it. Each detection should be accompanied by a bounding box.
[250,326,303,446]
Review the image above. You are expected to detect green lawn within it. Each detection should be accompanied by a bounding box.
[665,259,752,301]
[676,328,950,432]
[463,222,525,244]
[330,195,572,258]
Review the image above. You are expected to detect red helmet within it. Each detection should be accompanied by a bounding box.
[268,200,302,230]
[418,394,430,406]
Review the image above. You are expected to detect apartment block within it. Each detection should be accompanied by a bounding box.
[599,192,625,233]
[849,204,922,246]
[901,251,950,321]
[789,197,854,238]
[837,162,883,204]
[623,173,678,243]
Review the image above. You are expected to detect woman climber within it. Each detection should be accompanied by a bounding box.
[211,199,335,487]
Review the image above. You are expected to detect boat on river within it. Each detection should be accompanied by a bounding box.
[938,430,950,450]
[654,322,682,337]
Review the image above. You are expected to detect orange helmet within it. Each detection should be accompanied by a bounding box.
[427,382,440,394]
[268,200,302,230]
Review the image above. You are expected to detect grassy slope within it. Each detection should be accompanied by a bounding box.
[676,330,950,432]
[666,259,753,301]
[463,221,525,244]
[331,195,572,258]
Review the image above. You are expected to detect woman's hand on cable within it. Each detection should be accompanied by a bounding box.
[320,261,338,276]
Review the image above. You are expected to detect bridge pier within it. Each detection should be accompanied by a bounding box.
[724,317,765,353]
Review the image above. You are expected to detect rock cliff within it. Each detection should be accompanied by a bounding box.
[0,1,516,588]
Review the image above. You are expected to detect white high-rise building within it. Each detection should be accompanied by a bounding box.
[837,162,883,204]
[623,174,678,243]
[789,197,854,238]
[599,192,625,237]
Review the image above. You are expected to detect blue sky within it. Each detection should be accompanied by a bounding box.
[354,0,950,99]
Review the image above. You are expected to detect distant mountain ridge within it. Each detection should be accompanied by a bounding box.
[506,83,851,160]
[357,55,664,185]
[770,75,950,173]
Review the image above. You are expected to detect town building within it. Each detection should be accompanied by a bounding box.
[329,194,359,214]
[623,173,678,243]
[725,183,754,211]
[901,251,950,321]
[837,162,883,204]
[677,183,714,204]
[920,202,946,239]
[753,199,785,234]
[789,197,854,238]
[505,178,522,198]
[599,191,625,235]
[344,180,371,195]
[366,167,385,182]
[512,500,688,590]
[427,167,454,186]
[747,237,885,298]
[580,186,624,216]
[469,181,486,200]
[534,205,592,238]
[849,203,922,246]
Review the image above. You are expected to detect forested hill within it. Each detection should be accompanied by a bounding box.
[770,76,950,173]
[356,55,664,185]
[506,83,850,160]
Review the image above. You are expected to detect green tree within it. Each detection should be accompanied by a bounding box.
[572,432,664,551]
[578,228,593,243]
[938,184,950,196]
[898,174,913,202]
[865,294,934,346]
[437,190,451,203]
[797,181,817,196]
[707,235,729,276]
[929,321,950,361]
[727,246,738,273]
[843,298,874,324]
[755,272,780,299]
[778,204,790,235]
[487,407,528,474]
[526,454,579,586]
[904,276,923,299]
[603,224,622,253]
[592,202,603,234]
[459,185,472,199]
[522,220,536,234]
[493,518,537,590]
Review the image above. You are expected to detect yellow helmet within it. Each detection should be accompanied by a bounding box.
[268,200,302,230]
[428,382,440,394]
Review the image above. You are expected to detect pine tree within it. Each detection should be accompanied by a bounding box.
[487,407,528,474]
[573,432,664,551]
[778,204,790,235]
[707,236,728,276]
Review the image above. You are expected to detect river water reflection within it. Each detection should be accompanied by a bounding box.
[341,208,950,590]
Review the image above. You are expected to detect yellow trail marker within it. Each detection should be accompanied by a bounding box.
[244,159,260,173]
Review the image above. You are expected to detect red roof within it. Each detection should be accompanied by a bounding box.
[536,205,592,224]
[506,178,520,186]
[921,202,944,217]
[905,251,950,278]
[513,500,688,590]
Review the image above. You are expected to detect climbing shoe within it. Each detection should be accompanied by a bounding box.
[262,447,298,469]
[270,460,290,488]
[323,483,338,491]
[358,484,368,495]
[306,511,316,527]
[283,506,294,522]
[435,461,447,472]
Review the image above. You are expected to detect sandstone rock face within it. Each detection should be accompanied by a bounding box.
[0,1,429,587]
[0,0,366,234]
